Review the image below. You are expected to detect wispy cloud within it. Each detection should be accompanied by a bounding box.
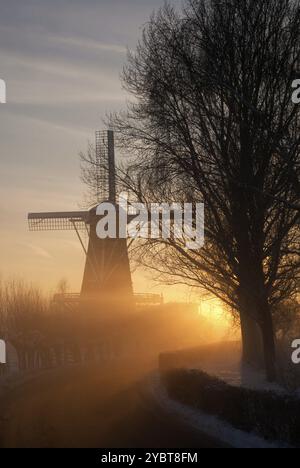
[0,49,120,81]
[20,243,53,259]
[49,34,127,54]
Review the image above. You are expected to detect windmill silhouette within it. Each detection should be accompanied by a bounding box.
[28,130,134,311]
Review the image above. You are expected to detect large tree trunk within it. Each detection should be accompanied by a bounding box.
[238,285,264,367]
[239,284,277,381]
[240,311,263,368]
[260,302,277,382]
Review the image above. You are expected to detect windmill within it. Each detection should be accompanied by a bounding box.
[28,130,134,312]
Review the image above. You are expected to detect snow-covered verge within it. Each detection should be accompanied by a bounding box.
[160,341,294,395]
[192,360,287,395]
[148,372,290,448]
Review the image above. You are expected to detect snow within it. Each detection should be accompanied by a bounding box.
[182,343,288,395]
[148,372,290,448]
[194,361,287,395]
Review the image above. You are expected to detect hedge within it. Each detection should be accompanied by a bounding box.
[160,366,300,446]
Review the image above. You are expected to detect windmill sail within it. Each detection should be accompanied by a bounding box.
[28,211,89,231]
[95,130,116,203]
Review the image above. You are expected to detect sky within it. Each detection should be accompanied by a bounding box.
[0,0,193,300]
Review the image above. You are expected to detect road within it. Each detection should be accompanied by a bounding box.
[0,361,223,448]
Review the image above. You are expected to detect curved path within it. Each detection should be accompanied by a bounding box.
[0,362,224,448]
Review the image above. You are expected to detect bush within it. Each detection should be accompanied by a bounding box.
[160,365,300,446]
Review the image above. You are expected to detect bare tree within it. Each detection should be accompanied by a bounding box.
[99,0,300,381]
[0,278,50,370]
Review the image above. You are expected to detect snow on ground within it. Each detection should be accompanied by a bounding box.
[184,342,287,395]
[148,372,290,448]
[195,361,287,395]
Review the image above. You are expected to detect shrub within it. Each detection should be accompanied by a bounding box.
[160,366,300,446]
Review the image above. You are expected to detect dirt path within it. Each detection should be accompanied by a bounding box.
[0,362,223,448]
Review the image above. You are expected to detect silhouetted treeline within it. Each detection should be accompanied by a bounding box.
[0,277,217,374]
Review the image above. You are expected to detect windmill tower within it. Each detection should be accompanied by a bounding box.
[28,130,134,311]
